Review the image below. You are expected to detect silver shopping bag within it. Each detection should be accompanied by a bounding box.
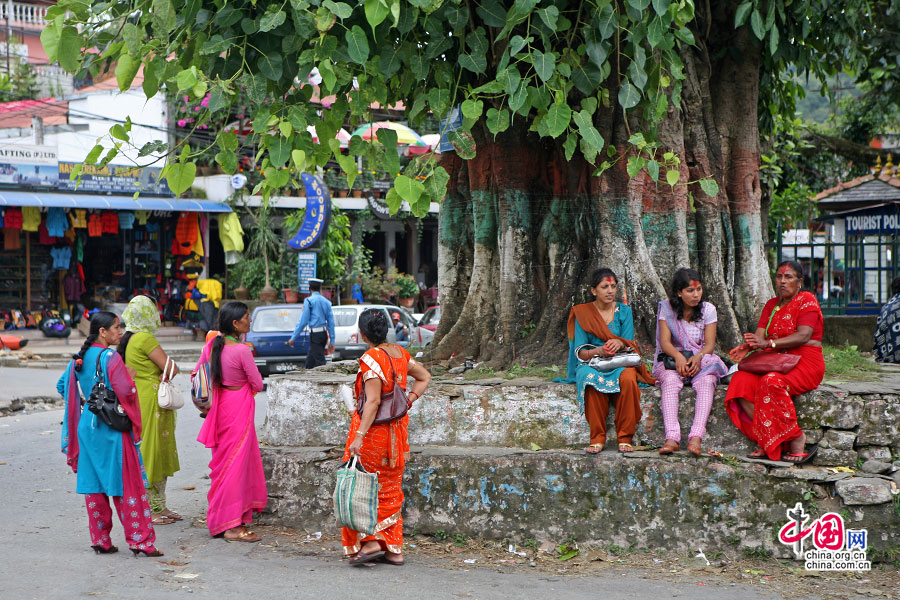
[333,456,380,535]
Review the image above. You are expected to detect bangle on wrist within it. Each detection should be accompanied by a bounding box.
[356,431,366,438]
[770,339,776,349]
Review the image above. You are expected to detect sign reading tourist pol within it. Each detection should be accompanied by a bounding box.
[779,502,870,571]
[845,208,900,235]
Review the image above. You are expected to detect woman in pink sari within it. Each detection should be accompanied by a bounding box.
[194,302,267,542]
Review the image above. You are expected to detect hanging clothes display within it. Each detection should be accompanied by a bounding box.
[101,211,119,234]
[46,208,68,237]
[134,210,151,225]
[51,246,72,270]
[69,209,88,228]
[87,213,103,237]
[173,213,198,255]
[21,207,41,232]
[64,271,87,302]
[38,221,56,245]
[118,212,135,230]
[4,208,23,229]
[3,228,20,250]
[218,212,244,265]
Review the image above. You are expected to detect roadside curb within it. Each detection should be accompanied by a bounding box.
[0,396,64,417]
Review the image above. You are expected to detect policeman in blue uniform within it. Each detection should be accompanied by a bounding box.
[289,278,335,368]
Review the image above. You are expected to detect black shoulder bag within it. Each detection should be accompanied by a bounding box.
[86,350,132,432]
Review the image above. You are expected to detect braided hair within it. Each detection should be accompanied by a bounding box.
[73,311,118,372]
[210,301,249,385]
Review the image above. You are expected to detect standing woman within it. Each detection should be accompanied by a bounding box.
[119,295,181,524]
[726,261,825,462]
[194,301,267,541]
[57,311,162,556]
[343,309,431,566]
[562,268,655,454]
[653,268,728,456]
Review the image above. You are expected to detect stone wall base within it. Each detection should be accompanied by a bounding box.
[263,446,900,560]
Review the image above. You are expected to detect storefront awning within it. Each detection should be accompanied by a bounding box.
[0,191,231,212]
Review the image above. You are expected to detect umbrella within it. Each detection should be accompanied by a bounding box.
[351,122,426,146]
[406,133,442,156]
[307,125,351,147]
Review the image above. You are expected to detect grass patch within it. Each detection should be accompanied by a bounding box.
[823,345,883,381]
[460,362,562,381]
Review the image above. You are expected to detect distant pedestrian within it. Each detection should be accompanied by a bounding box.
[874,276,900,363]
[194,302,267,542]
[391,312,408,342]
[57,311,162,557]
[343,309,431,566]
[118,295,182,524]
[289,278,335,368]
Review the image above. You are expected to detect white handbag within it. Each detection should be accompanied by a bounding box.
[157,358,183,410]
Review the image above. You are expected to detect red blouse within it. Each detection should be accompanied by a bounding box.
[757,291,823,342]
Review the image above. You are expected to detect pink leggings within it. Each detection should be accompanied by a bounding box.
[657,371,717,443]
[85,493,157,551]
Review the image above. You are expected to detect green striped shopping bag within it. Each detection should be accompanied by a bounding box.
[333,456,380,535]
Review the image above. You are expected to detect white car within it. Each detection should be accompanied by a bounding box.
[331,304,432,360]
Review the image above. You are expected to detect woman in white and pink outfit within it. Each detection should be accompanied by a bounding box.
[653,268,727,456]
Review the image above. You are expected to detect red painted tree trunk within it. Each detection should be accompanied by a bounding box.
[432,11,772,366]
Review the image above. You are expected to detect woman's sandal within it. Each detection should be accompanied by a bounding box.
[687,437,702,456]
[658,440,680,455]
[782,444,818,466]
[377,554,405,566]
[618,443,636,453]
[585,443,604,454]
[348,550,385,566]
[161,510,183,521]
[224,527,261,543]
[151,514,177,525]
[746,448,768,460]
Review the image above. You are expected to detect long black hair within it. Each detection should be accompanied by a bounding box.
[73,311,119,372]
[210,301,249,385]
[359,308,389,346]
[668,267,704,323]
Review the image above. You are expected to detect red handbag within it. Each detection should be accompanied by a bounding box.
[738,351,800,375]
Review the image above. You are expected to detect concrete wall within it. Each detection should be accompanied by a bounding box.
[822,315,877,349]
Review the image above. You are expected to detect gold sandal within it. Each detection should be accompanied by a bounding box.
[224,527,261,543]
[585,443,604,454]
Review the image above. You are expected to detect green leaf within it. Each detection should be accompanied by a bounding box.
[648,16,665,48]
[595,3,617,40]
[628,61,647,91]
[385,187,403,213]
[265,166,291,189]
[769,25,779,56]
[151,0,177,36]
[459,53,487,74]
[323,0,353,19]
[424,166,450,203]
[218,131,239,151]
[627,0,650,10]
[192,81,208,99]
[365,0,390,30]
[291,149,307,171]
[532,50,556,83]
[346,25,370,64]
[142,58,160,99]
[215,151,238,174]
[122,23,142,57]
[166,162,197,196]
[666,169,680,187]
[537,6,559,29]
[337,155,357,188]
[618,81,641,109]
[448,131,476,159]
[559,549,579,561]
[85,144,104,164]
[626,156,645,177]
[563,132,577,161]
[647,160,660,181]
[259,7,287,32]
[652,0,670,16]
[486,108,510,135]
[110,124,129,142]
[475,0,506,27]
[498,66,521,95]
[508,83,530,113]
[40,18,62,62]
[318,60,336,91]
[258,53,284,81]
[699,178,719,197]
[674,27,695,45]
[176,68,199,91]
[508,35,530,56]
[115,54,140,92]
[57,27,82,72]
[750,9,765,40]
[543,102,571,139]
[394,174,425,206]
[315,7,338,32]
[461,99,484,120]
[734,1,752,27]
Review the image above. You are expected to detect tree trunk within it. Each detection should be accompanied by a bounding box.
[431,5,772,366]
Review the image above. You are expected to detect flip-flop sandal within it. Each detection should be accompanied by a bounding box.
[224,529,261,543]
[348,551,385,566]
[585,443,604,454]
[162,511,184,521]
[782,444,818,466]
[151,514,176,525]
[618,443,636,453]
[377,555,405,566]
[746,449,768,460]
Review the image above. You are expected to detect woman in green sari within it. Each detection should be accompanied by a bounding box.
[119,295,181,524]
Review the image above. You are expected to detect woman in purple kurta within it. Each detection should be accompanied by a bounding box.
[195,302,267,541]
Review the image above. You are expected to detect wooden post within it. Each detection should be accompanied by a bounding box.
[25,231,31,310]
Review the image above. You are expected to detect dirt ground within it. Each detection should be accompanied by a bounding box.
[244,523,898,600]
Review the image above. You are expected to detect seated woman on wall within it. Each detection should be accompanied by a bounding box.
[726,260,824,463]
[562,268,655,454]
[654,268,728,456]
[874,276,900,364]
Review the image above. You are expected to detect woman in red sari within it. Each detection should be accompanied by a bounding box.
[343,309,431,566]
[726,261,824,463]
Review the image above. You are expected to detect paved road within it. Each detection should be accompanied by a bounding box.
[0,370,783,599]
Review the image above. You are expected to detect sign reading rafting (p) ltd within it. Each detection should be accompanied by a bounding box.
[0,144,58,188]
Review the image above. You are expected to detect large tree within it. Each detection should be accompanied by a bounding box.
[45,0,896,365]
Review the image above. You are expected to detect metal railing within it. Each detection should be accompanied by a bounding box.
[767,228,899,315]
[0,2,49,27]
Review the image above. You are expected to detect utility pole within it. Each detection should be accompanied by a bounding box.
[5,0,11,77]
[32,115,43,145]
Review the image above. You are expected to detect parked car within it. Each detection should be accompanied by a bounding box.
[418,305,441,332]
[244,304,310,377]
[392,305,434,346]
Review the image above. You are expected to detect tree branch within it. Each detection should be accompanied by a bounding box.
[799,131,895,165]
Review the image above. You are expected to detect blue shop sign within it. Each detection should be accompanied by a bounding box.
[296,252,317,294]
[845,207,900,235]
[287,173,331,250]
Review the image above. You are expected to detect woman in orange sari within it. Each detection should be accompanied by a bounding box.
[726,261,824,463]
[343,309,431,566]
